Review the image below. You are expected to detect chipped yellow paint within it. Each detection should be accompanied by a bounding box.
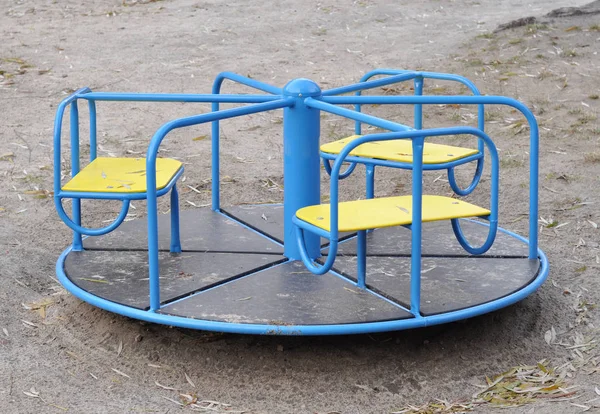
[320,135,479,164]
[296,195,490,232]
[62,157,182,193]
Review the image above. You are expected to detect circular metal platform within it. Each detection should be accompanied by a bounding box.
[56,205,548,335]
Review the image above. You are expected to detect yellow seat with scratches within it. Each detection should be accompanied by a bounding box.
[296,195,490,232]
[61,157,183,194]
[320,135,478,165]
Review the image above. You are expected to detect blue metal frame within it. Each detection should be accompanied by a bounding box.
[321,69,486,198]
[210,72,283,211]
[292,126,500,317]
[145,97,294,310]
[321,93,540,260]
[52,69,546,335]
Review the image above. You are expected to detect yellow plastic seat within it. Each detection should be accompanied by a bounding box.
[62,157,183,193]
[296,195,490,232]
[320,135,478,164]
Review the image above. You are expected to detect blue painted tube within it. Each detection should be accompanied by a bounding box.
[80,92,281,103]
[293,222,338,275]
[357,69,487,164]
[353,70,416,135]
[359,68,413,80]
[52,88,91,198]
[210,104,220,210]
[321,94,539,258]
[55,198,130,236]
[322,158,357,179]
[170,184,181,253]
[323,72,418,96]
[321,151,484,171]
[449,126,500,255]
[146,98,294,311]
[451,217,497,255]
[70,101,83,251]
[410,137,424,316]
[282,79,322,260]
[353,69,484,135]
[414,76,424,130]
[337,70,486,195]
[448,159,484,196]
[213,71,282,95]
[357,69,483,95]
[292,216,333,239]
[55,238,549,335]
[209,73,282,211]
[365,164,375,199]
[88,100,97,161]
[357,230,367,289]
[306,98,413,133]
[294,125,500,276]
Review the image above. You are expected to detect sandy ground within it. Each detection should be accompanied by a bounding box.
[1,0,599,413]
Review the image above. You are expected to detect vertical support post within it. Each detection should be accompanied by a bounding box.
[413,76,424,130]
[410,136,425,317]
[354,93,363,135]
[282,79,322,260]
[147,156,160,311]
[211,102,220,211]
[476,101,485,177]
[357,230,367,289]
[88,100,97,162]
[365,164,375,199]
[70,101,83,251]
[170,184,182,253]
[412,76,425,311]
[529,124,540,259]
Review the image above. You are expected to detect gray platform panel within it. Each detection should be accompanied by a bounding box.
[64,250,284,309]
[83,209,283,254]
[223,204,354,246]
[331,255,540,315]
[324,220,530,257]
[159,261,413,325]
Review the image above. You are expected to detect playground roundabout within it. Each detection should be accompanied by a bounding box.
[54,71,548,335]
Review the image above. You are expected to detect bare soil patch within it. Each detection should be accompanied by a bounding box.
[0,1,598,413]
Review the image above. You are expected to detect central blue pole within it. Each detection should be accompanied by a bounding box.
[282,79,322,260]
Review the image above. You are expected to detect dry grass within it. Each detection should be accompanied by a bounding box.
[393,361,575,413]
[584,152,600,163]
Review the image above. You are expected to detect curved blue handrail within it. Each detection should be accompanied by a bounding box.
[323,69,486,195]
[320,93,539,260]
[55,198,130,236]
[321,157,357,179]
[145,98,294,310]
[55,238,549,335]
[293,125,500,278]
[210,72,284,210]
[53,87,92,200]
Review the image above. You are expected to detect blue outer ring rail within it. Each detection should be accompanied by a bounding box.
[55,239,549,335]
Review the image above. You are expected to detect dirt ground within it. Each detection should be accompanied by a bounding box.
[1,0,599,413]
